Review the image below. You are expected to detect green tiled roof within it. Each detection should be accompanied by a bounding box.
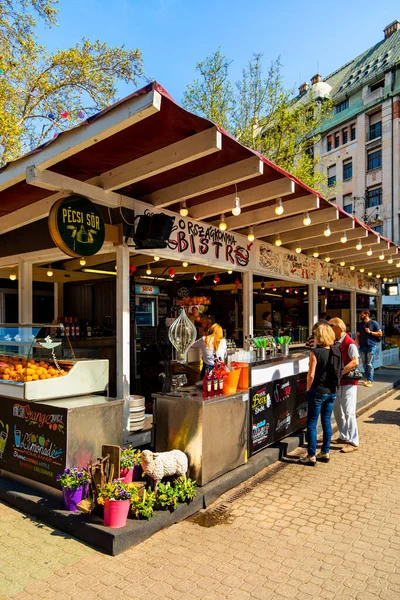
[328,28,400,100]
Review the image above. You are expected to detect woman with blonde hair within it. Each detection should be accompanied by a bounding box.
[191,322,227,376]
[300,322,342,466]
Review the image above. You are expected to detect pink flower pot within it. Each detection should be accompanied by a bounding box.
[119,467,133,483]
[62,487,84,512]
[103,499,130,528]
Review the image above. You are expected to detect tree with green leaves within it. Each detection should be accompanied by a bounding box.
[0,0,144,164]
[183,50,332,190]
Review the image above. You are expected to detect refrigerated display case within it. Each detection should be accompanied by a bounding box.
[0,323,108,401]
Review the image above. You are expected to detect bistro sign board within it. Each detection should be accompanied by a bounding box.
[132,201,254,271]
[0,396,67,487]
[49,195,105,258]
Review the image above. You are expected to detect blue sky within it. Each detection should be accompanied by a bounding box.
[37,0,399,103]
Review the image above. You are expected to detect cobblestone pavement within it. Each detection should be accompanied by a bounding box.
[1,391,399,600]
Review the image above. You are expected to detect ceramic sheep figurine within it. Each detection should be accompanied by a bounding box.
[140,449,188,492]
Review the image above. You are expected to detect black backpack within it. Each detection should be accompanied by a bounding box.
[329,344,343,390]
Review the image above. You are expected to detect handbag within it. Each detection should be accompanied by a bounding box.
[342,367,363,381]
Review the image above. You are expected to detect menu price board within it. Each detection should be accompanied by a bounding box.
[0,396,67,488]
[249,373,308,456]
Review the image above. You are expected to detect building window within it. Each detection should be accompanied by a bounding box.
[327,165,336,187]
[370,80,384,92]
[351,125,356,140]
[343,160,353,181]
[327,138,332,152]
[336,99,349,113]
[368,121,382,141]
[343,193,353,214]
[366,187,382,207]
[334,134,340,148]
[343,204,353,214]
[371,224,383,235]
[367,149,382,170]
[342,129,348,144]
[305,145,314,160]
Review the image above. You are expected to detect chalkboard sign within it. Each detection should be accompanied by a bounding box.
[0,396,67,488]
[249,382,275,455]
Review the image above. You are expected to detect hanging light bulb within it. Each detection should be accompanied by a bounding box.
[303,291,307,296]
[340,231,347,243]
[227,269,233,274]
[295,246,302,254]
[294,289,299,294]
[324,223,331,237]
[388,257,394,264]
[247,227,255,242]
[146,265,152,275]
[179,201,189,217]
[274,198,284,216]
[324,255,331,262]
[79,257,86,266]
[376,274,381,279]
[303,212,311,226]
[360,268,365,273]
[219,214,227,231]
[193,274,197,281]
[350,265,355,270]
[340,260,346,266]
[383,277,388,282]
[356,239,362,250]
[313,250,319,258]
[397,262,400,268]
[274,234,282,247]
[367,247,373,256]
[379,252,385,260]
[321,286,326,290]
[168,268,176,278]
[232,196,241,216]
[9,273,17,281]
[368,271,373,276]
[213,274,220,285]
[182,261,189,267]
[154,256,160,262]
[47,265,54,277]
[330,288,334,291]
[389,278,394,283]
[273,287,277,292]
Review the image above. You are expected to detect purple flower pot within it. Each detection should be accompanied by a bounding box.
[62,486,84,512]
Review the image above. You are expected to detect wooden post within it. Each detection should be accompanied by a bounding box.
[18,260,33,323]
[350,290,357,338]
[242,271,253,339]
[116,245,130,442]
[308,283,318,333]
[376,294,383,327]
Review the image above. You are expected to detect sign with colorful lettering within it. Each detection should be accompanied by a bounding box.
[49,195,105,258]
[0,397,67,487]
[249,382,274,455]
[132,202,254,271]
[134,284,160,296]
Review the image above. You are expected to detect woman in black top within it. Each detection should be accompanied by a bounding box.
[300,322,341,465]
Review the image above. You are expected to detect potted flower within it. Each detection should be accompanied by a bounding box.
[97,481,132,528]
[56,467,90,512]
[120,446,142,483]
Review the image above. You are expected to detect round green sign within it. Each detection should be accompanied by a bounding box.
[49,195,105,258]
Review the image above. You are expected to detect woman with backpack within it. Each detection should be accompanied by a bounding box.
[300,322,342,466]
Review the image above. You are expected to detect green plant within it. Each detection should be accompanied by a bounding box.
[173,477,197,503]
[156,482,180,512]
[56,467,90,490]
[120,446,141,470]
[130,487,156,520]
[97,481,133,504]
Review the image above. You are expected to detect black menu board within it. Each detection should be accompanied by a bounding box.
[249,382,275,455]
[0,395,67,488]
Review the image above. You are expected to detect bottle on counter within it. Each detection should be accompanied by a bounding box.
[202,370,213,399]
[69,316,75,338]
[212,370,219,396]
[86,323,92,338]
[64,317,70,337]
[74,317,80,339]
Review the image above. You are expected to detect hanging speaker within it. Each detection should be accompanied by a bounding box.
[133,213,175,249]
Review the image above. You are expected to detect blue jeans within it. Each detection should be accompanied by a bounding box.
[306,389,336,456]
[359,346,376,382]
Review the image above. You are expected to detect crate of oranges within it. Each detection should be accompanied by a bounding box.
[0,356,69,383]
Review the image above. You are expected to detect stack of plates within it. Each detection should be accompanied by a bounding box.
[129,395,145,432]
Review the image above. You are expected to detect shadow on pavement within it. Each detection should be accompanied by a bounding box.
[363,409,400,427]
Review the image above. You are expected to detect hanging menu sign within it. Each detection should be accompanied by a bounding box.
[0,397,67,488]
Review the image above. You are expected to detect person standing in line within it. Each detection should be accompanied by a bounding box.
[305,318,330,349]
[329,318,360,453]
[356,310,382,387]
[300,323,342,466]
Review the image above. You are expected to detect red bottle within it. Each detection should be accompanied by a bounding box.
[212,370,219,396]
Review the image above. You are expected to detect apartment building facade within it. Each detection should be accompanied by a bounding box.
[299,20,400,243]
